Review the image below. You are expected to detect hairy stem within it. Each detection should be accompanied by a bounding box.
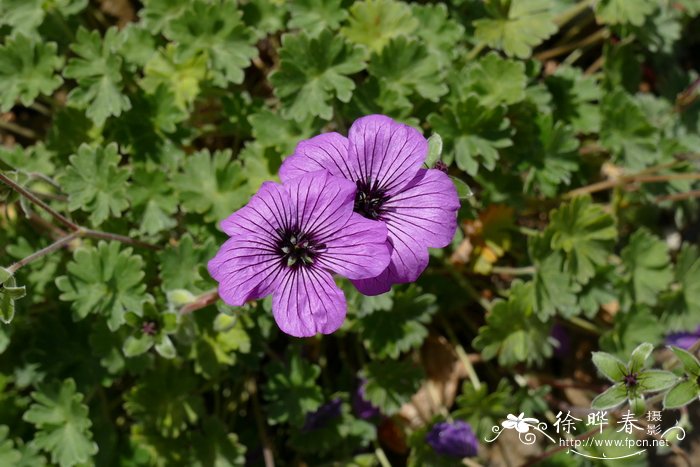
[6,230,81,274]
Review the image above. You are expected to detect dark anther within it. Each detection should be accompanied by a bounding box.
[276,228,325,269]
[623,372,638,388]
[354,179,390,220]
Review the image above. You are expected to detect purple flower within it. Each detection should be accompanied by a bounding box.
[666,326,700,350]
[208,171,390,337]
[303,398,343,431]
[352,380,380,420]
[279,115,460,295]
[426,420,478,459]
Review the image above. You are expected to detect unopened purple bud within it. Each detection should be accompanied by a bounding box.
[426,420,478,458]
[303,398,342,432]
[433,160,449,173]
[352,380,380,420]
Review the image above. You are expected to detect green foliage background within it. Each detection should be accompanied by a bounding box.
[1,0,700,465]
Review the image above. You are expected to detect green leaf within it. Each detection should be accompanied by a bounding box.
[367,37,447,108]
[22,379,98,467]
[56,242,150,331]
[164,0,257,86]
[520,113,581,197]
[662,244,700,330]
[546,196,617,285]
[271,30,366,121]
[545,65,601,134]
[159,234,216,293]
[473,280,554,366]
[174,149,249,223]
[532,253,579,320]
[141,44,207,110]
[620,229,674,307]
[600,90,660,169]
[123,334,154,358]
[0,35,63,112]
[638,370,678,393]
[591,383,627,410]
[129,164,178,236]
[628,342,653,374]
[64,27,131,125]
[411,3,465,68]
[288,0,347,36]
[124,364,204,438]
[341,0,418,53]
[363,360,423,415]
[358,287,437,359]
[0,426,21,466]
[0,276,25,324]
[0,268,10,285]
[425,133,443,167]
[190,418,247,467]
[451,176,473,199]
[669,345,700,377]
[628,394,645,416]
[591,352,627,382]
[428,96,513,175]
[595,0,656,26]
[663,379,700,409]
[154,335,176,359]
[139,0,189,33]
[456,52,527,108]
[60,143,130,227]
[263,353,323,426]
[473,0,558,59]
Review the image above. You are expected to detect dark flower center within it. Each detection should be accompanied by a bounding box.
[276,228,325,269]
[354,179,390,220]
[142,321,158,336]
[624,372,638,388]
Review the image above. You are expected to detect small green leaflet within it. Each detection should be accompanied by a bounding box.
[263,353,323,426]
[341,0,418,53]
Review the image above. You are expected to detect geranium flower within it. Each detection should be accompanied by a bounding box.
[208,171,390,337]
[280,114,460,295]
[426,420,478,458]
[666,326,700,350]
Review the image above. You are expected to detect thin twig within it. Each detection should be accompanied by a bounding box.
[491,265,536,276]
[180,289,219,315]
[535,28,609,61]
[0,172,160,250]
[553,0,594,27]
[0,120,38,139]
[655,189,700,203]
[6,230,80,274]
[565,172,700,198]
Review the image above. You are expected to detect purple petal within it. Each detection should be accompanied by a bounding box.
[208,236,285,306]
[220,181,292,238]
[279,132,356,182]
[283,170,356,238]
[426,420,479,458]
[272,267,347,337]
[317,213,390,280]
[348,115,427,195]
[666,326,700,350]
[355,230,429,294]
[382,169,459,249]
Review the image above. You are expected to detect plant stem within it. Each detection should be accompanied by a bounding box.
[535,28,609,61]
[554,0,594,27]
[250,379,275,467]
[655,189,700,203]
[0,120,38,140]
[6,230,80,274]
[439,316,481,389]
[466,42,486,61]
[491,265,536,276]
[0,172,160,250]
[374,443,392,467]
[565,170,700,198]
[180,289,219,314]
[564,316,602,336]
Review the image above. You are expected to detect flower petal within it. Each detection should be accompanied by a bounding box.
[272,267,347,337]
[220,181,292,238]
[352,267,393,296]
[317,213,391,280]
[382,169,459,248]
[348,114,427,195]
[283,170,356,238]
[279,132,356,182]
[208,236,285,306]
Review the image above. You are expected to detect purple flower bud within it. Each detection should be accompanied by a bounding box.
[352,380,380,420]
[433,160,449,173]
[550,323,571,358]
[426,420,478,458]
[666,326,700,350]
[303,398,342,432]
